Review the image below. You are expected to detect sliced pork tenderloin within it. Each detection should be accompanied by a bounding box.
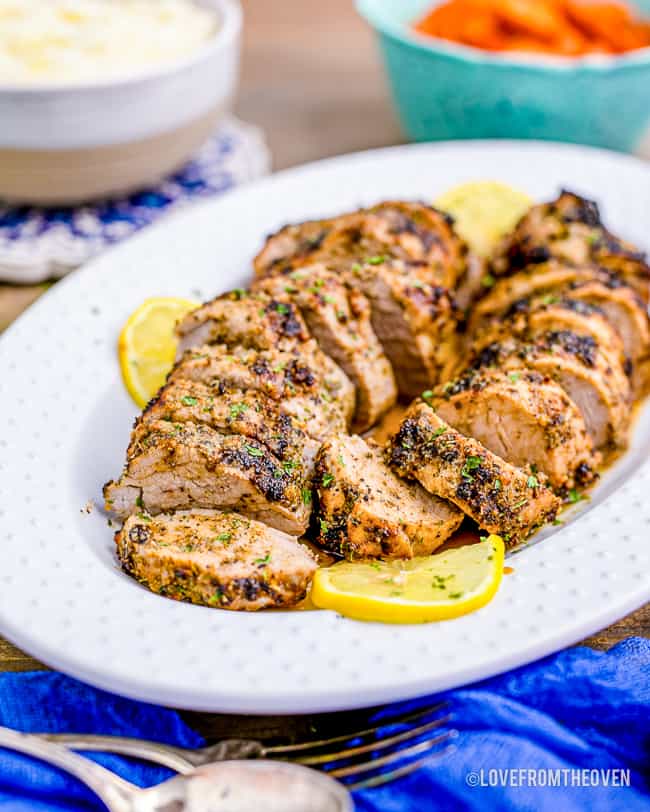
[566,279,650,398]
[254,264,397,430]
[492,190,650,301]
[469,332,631,451]
[314,434,463,560]
[136,378,320,474]
[170,342,355,429]
[175,289,309,358]
[467,261,608,334]
[472,294,626,377]
[104,421,311,535]
[429,368,599,492]
[116,509,316,611]
[387,404,561,544]
[347,258,460,396]
[253,201,469,290]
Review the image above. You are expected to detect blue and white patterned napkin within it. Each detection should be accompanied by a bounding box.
[0,117,270,283]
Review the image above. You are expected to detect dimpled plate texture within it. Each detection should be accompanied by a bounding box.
[0,141,648,713]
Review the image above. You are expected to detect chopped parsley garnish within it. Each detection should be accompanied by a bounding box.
[245,444,265,457]
[274,302,290,314]
[512,498,528,509]
[319,519,329,534]
[321,473,335,488]
[283,459,299,473]
[209,588,224,605]
[508,372,521,384]
[481,273,496,288]
[552,518,564,526]
[351,263,362,274]
[232,288,248,300]
[301,488,313,505]
[422,390,434,403]
[323,294,336,304]
[461,455,482,481]
[338,454,345,466]
[284,285,298,294]
[255,553,272,566]
[216,532,232,543]
[367,255,386,265]
[567,488,584,504]
[136,512,151,523]
[431,426,447,439]
[527,474,539,489]
[229,402,248,419]
[494,479,502,491]
[369,562,381,570]
[181,395,198,406]
[135,494,144,508]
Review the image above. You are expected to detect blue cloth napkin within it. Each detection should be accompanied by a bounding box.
[0,638,647,811]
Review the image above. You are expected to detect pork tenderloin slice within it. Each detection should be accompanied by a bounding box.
[362,201,468,290]
[387,404,560,544]
[253,216,340,278]
[175,290,310,358]
[467,261,607,335]
[255,265,397,430]
[104,421,310,535]
[136,379,320,473]
[314,434,463,560]
[171,342,354,428]
[116,509,316,611]
[470,332,631,451]
[475,294,626,375]
[348,258,460,397]
[566,280,650,398]
[491,190,650,302]
[253,201,469,289]
[431,368,599,492]
[464,295,629,398]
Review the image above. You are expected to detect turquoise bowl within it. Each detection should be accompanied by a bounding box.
[356,0,650,155]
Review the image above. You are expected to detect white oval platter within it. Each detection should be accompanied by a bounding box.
[0,141,648,713]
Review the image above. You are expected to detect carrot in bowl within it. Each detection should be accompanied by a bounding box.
[413,0,650,55]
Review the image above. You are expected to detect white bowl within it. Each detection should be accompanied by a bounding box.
[0,0,242,205]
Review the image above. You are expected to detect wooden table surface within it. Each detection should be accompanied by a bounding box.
[0,0,646,733]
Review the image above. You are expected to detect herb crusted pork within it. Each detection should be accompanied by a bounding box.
[116,510,317,611]
[387,404,561,544]
[106,191,646,612]
[314,434,463,560]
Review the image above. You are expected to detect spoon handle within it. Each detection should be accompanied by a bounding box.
[0,725,135,812]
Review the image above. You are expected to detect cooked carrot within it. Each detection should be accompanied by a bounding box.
[492,0,566,39]
[414,0,650,55]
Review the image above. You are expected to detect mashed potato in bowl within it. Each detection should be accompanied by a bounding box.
[0,0,219,84]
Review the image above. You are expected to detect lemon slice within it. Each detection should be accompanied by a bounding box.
[311,536,505,623]
[435,181,532,257]
[118,296,199,408]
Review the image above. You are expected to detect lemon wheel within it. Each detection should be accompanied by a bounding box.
[435,181,532,257]
[118,296,199,408]
[311,536,505,623]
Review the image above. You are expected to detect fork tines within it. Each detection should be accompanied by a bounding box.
[266,702,457,791]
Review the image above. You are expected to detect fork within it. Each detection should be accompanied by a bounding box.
[41,702,456,791]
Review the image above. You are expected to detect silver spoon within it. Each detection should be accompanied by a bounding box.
[0,725,353,812]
